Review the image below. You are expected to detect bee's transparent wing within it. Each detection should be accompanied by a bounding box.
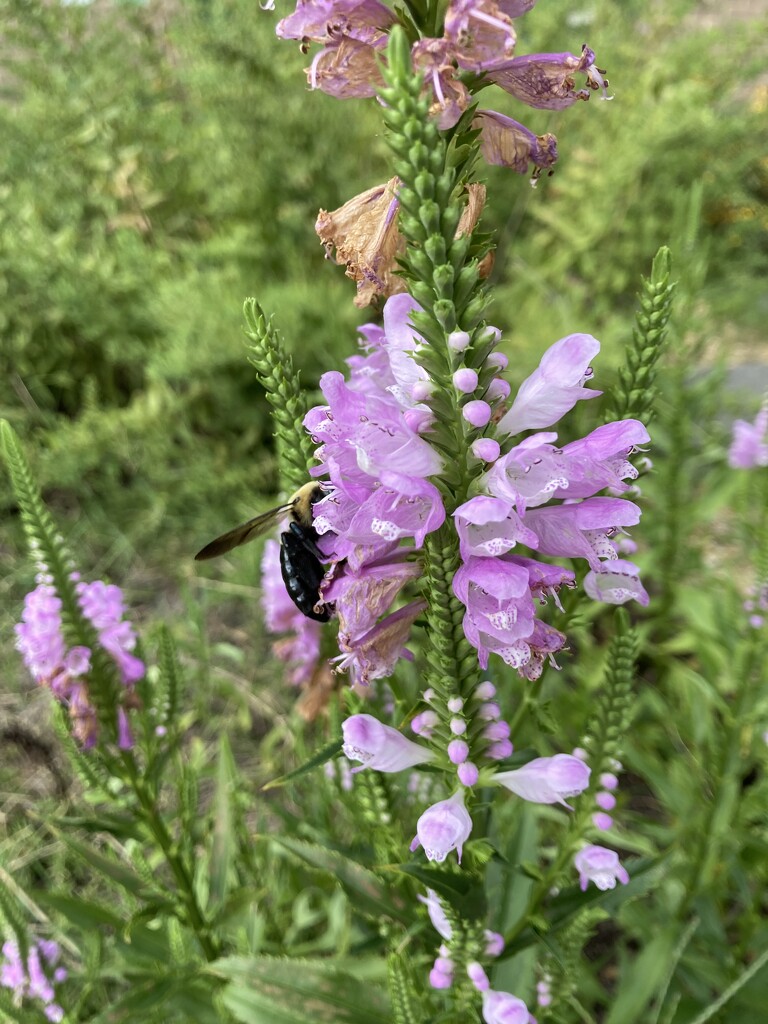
[194,501,295,560]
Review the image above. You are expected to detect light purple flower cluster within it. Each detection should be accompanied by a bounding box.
[453,333,650,676]
[321,296,649,867]
[274,0,610,179]
[303,293,445,684]
[1,939,67,1022]
[15,577,144,749]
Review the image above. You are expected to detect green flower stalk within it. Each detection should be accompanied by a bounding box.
[243,298,316,492]
[606,246,677,425]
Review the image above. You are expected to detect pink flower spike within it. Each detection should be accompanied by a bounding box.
[492,754,590,807]
[342,714,433,773]
[411,790,473,863]
[497,333,602,436]
[574,845,629,891]
[482,989,531,1024]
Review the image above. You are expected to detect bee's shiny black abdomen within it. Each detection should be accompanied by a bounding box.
[279,522,331,622]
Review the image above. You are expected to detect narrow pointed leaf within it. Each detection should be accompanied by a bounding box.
[269,836,409,923]
[211,955,390,1024]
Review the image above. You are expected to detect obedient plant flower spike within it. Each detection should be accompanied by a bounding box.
[605,246,677,425]
[243,299,316,489]
[1,421,125,745]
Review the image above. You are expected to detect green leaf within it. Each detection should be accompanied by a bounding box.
[86,974,182,1023]
[53,833,154,899]
[394,863,484,918]
[211,955,390,1024]
[262,739,343,791]
[209,734,237,914]
[53,813,147,841]
[34,891,124,930]
[604,928,679,1024]
[268,836,410,923]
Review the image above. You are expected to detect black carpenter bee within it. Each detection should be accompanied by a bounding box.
[194,482,333,623]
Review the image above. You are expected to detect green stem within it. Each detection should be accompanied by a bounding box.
[122,754,220,960]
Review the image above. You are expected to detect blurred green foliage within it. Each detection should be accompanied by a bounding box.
[1,0,765,565]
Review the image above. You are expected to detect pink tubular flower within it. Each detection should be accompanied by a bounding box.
[487,45,610,109]
[496,333,602,436]
[474,110,558,179]
[522,497,642,571]
[584,559,649,606]
[418,888,453,940]
[453,556,536,670]
[555,420,650,497]
[492,754,591,807]
[411,37,472,129]
[410,790,473,863]
[444,0,516,72]
[308,37,386,98]
[574,845,629,891]
[482,989,532,1024]
[333,598,427,685]
[468,961,490,991]
[342,713,433,772]
[276,0,397,44]
[454,496,539,560]
[728,403,768,469]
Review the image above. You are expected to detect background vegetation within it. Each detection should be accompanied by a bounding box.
[2,0,767,1021]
